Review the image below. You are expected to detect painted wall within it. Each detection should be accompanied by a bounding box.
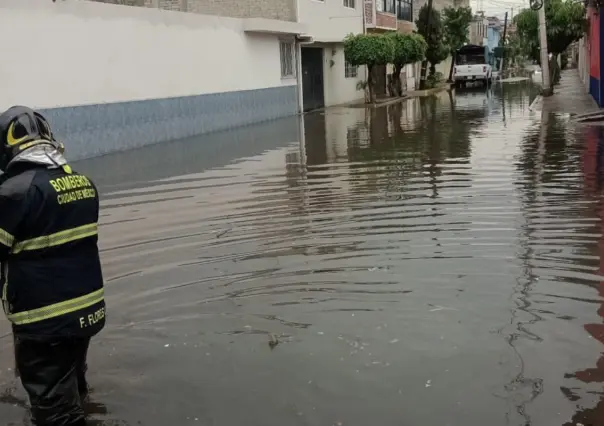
[487,27,500,52]
[298,0,363,42]
[322,45,367,107]
[589,7,601,106]
[0,0,298,160]
[296,0,365,108]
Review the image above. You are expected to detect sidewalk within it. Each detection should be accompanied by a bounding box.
[530,69,599,114]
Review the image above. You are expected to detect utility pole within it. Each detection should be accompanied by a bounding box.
[537,0,552,95]
[419,0,434,90]
[500,12,508,75]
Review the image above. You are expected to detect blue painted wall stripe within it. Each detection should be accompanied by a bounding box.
[39,85,298,161]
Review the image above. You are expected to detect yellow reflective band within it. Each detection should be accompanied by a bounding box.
[12,223,97,254]
[7,288,104,326]
[0,228,14,248]
[1,263,9,315]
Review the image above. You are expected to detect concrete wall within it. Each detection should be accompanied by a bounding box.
[321,45,367,106]
[298,0,362,41]
[487,27,500,52]
[92,0,297,21]
[588,6,602,106]
[470,16,488,46]
[0,0,298,160]
[298,0,365,107]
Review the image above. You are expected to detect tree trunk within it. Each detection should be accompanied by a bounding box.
[429,63,436,77]
[393,64,403,97]
[448,54,455,82]
[367,65,376,104]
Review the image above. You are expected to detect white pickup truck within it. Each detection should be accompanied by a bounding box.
[453,44,492,88]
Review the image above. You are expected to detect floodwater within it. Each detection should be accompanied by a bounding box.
[2,81,604,426]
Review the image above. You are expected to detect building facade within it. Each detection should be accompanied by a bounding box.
[0,0,474,161]
[409,0,460,83]
[470,13,488,46]
[297,0,366,111]
[486,16,502,70]
[0,0,306,160]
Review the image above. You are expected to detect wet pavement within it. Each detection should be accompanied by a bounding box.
[531,68,599,114]
[2,80,604,426]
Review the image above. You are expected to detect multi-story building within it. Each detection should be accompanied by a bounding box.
[95,0,368,112]
[470,13,489,46]
[2,0,474,161]
[486,16,502,69]
[297,0,366,111]
[404,0,460,86]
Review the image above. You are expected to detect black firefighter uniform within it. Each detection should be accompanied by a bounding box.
[0,159,106,425]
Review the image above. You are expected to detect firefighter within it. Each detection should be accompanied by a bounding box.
[0,106,106,426]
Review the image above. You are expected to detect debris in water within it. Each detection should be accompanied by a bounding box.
[389,338,399,344]
[428,304,458,312]
[368,267,378,271]
[164,344,170,348]
[317,331,324,335]
[215,228,231,238]
[269,334,279,350]
[425,380,432,388]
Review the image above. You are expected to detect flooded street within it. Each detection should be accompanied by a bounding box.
[3,81,604,426]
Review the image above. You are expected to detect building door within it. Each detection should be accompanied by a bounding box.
[301,47,325,112]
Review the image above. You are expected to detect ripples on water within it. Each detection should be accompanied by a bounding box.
[3,82,604,425]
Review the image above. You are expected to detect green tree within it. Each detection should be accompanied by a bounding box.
[442,6,473,82]
[416,5,449,78]
[499,34,528,71]
[388,33,428,96]
[514,0,586,87]
[344,33,395,103]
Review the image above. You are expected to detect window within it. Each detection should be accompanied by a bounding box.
[382,0,395,13]
[280,40,295,78]
[397,0,412,21]
[345,61,358,78]
[343,0,355,8]
[456,54,485,65]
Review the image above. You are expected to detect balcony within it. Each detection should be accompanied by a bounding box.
[364,0,397,30]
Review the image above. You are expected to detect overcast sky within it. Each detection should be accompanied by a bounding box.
[470,0,528,20]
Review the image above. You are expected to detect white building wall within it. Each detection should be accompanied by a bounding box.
[0,0,300,160]
[322,45,367,106]
[298,0,365,107]
[297,0,363,42]
[0,0,295,110]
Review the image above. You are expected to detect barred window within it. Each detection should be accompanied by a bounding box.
[397,0,412,21]
[383,0,395,14]
[280,40,295,79]
[345,62,358,78]
[343,0,356,8]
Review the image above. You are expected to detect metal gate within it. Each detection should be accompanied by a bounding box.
[301,47,325,112]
